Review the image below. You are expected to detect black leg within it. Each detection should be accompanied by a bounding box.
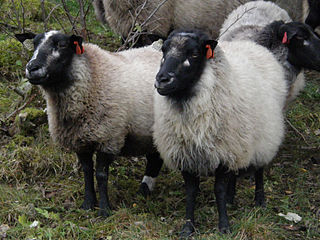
[139,151,163,197]
[77,151,97,210]
[226,173,237,205]
[214,166,231,234]
[96,151,114,217]
[180,171,200,238]
[254,167,265,207]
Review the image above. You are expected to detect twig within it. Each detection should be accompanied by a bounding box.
[119,0,169,50]
[286,118,309,145]
[5,94,36,121]
[20,0,25,32]
[218,6,256,40]
[61,0,78,34]
[41,0,47,31]
[44,3,61,25]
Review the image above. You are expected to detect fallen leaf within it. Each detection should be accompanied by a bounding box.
[278,212,302,223]
[29,221,39,228]
[0,224,10,238]
[283,225,299,231]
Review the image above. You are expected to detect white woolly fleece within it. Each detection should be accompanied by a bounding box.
[219,1,292,42]
[153,40,287,175]
[44,43,162,154]
[95,0,252,39]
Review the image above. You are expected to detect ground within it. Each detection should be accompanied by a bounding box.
[0,1,319,239]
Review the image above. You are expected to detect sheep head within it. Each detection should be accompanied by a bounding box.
[15,31,84,88]
[278,22,320,71]
[155,29,217,99]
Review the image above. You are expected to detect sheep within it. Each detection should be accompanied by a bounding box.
[92,0,251,46]
[15,31,164,217]
[153,29,288,236]
[270,0,320,33]
[303,0,320,34]
[93,0,320,46]
[219,1,320,105]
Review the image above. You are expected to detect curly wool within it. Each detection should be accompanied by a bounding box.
[153,41,287,175]
[44,43,162,154]
[219,1,305,105]
[93,0,251,39]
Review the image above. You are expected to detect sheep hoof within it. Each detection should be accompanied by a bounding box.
[80,199,97,210]
[98,208,112,217]
[137,182,151,198]
[179,221,195,239]
[255,199,266,208]
[226,196,234,205]
[219,226,231,234]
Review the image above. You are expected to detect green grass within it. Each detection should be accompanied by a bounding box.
[0,1,319,239]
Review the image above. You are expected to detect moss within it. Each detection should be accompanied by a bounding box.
[0,38,24,79]
[14,107,47,136]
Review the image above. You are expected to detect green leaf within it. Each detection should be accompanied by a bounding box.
[16,60,22,66]
[18,215,29,227]
[134,24,142,32]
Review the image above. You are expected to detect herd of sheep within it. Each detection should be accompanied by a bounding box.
[15,0,320,237]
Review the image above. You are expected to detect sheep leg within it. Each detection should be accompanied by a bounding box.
[139,151,163,197]
[96,151,114,217]
[226,173,237,205]
[214,166,231,233]
[254,167,266,207]
[180,171,200,238]
[77,151,97,210]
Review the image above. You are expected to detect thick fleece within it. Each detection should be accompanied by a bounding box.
[153,40,287,175]
[45,43,162,154]
[93,0,250,40]
[219,1,305,104]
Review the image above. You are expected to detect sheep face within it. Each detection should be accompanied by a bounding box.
[155,30,217,99]
[16,31,84,87]
[279,22,320,71]
[305,0,320,31]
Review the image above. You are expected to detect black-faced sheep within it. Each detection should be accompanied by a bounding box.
[153,29,287,236]
[15,31,163,216]
[92,0,251,46]
[220,1,320,105]
[271,0,320,33]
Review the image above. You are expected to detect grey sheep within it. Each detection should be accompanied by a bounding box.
[15,31,163,217]
[153,29,287,236]
[93,0,251,46]
[220,1,320,105]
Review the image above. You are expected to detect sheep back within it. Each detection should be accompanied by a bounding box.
[219,1,292,42]
[45,43,162,154]
[153,41,287,175]
[96,0,251,40]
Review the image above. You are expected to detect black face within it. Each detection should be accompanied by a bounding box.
[278,22,320,71]
[15,31,83,88]
[305,0,320,30]
[155,30,217,99]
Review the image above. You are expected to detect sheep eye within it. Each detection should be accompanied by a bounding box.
[58,41,68,48]
[295,35,305,41]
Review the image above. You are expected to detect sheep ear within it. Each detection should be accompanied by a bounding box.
[70,35,84,55]
[15,33,36,43]
[279,25,299,44]
[15,33,36,51]
[204,40,218,59]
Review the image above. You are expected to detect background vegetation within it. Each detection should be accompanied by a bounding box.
[0,0,319,239]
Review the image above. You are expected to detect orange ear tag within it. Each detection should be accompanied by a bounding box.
[206,44,214,59]
[74,41,84,55]
[282,32,289,44]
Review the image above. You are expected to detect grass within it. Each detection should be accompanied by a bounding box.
[0,1,319,239]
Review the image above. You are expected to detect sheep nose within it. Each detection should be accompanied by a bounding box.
[26,61,41,73]
[155,72,175,89]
